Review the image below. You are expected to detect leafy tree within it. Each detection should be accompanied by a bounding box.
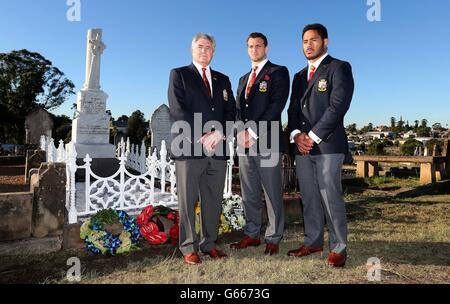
[52,114,72,144]
[390,117,396,128]
[126,110,148,144]
[346,123,357,134]
[400,139,423,156]
[421,119,428,129]
[382,138,394,147]
[0,49,75,143]
[426,138,443,156]
[416,127,431,137]
[361,123,374,133]
[367,139,384,155]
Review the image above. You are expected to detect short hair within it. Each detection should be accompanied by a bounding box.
[246,32,268,47]
[302,23,328,40]
[191,33,216,50]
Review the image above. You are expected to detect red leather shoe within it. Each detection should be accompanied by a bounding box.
[287,245,323,257]
[183,252,202,265]
[230,235,261,249]
[203,248,228,259]
[328,252,346,267]
[264,243,279,256]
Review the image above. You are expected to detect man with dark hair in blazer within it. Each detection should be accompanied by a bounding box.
[168,33,236,265]
[287,24,354,267]
[230,32,290,255]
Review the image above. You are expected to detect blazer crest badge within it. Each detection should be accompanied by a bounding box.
[223,89,228,101]
[259,81,268,93]
[318,79,328,92]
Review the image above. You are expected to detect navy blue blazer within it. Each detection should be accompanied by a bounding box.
[168,64,236,160]
[287,55,354,155]
[236,61,290,153]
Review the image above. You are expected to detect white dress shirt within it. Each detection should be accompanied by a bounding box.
[245,58,268,140]
[193,61,213,97]
[290,53,329,145]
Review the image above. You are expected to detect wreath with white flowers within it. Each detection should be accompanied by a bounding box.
[222,195,246,231]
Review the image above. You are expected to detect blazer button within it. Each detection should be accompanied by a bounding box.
[212,107,215,111]
[245,104,249,108]
[302,122,306,125]
[245,119,248,122]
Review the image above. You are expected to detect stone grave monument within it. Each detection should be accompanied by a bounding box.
[71,29,117,176]
[72,28,115,159]
[150,104,172,155]
[25,108,53,146]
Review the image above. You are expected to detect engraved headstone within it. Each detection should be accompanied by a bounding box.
[150,104,172,154]
[71,28,115,158]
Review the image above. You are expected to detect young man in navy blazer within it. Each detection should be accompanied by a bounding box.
[230,32,290,255]
[287,24,354,267]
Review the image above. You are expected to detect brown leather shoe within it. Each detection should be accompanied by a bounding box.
[264,243,279,256]
[230,235,261,249]
[287,245,323,257]
[328,252,346,267]
[203,248,228,259]
[183,252,202,265]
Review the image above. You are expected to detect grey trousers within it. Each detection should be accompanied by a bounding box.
[175,158,227,255]
[239,154,284,244]
[295,154,347,254]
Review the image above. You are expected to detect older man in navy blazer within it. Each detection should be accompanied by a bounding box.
[168,33,236,265]
[287,24,354,267]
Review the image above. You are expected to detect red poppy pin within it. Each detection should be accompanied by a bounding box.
[264,74,270,81]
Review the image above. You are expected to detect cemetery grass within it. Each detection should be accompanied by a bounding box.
[0,179,449,284]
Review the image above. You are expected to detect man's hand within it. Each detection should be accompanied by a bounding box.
[237,130,256,149]
[294,132,314,155]
[199,130,223,153]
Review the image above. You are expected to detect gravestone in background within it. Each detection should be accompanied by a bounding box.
[25,108,53,146]
[150,104,172,155]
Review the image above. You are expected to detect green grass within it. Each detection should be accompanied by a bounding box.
[0,180,449,284]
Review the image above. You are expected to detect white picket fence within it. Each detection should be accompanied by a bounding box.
[40,136,235,224]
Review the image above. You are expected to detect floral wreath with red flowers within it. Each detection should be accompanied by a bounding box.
[137,205,179,245]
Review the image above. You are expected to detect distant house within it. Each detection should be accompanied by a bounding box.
[402,130,416,139]
[363,131,395,140]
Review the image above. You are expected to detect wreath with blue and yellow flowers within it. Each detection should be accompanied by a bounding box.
[80,209,140,255]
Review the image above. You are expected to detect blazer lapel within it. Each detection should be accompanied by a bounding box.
[189,64,212,101]
[300,55,333,104]
[211,70,220,103]
[238,72,250,101]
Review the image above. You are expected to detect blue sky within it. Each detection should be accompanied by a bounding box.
[1,0,449,128]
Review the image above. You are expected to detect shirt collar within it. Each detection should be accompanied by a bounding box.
[308,52,328,71]
[193,61,211,75]
[251,58,269,73]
